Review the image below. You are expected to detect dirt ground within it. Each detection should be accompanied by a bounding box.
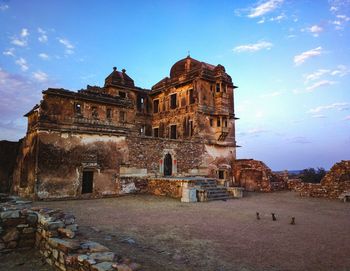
[3,191,350,271]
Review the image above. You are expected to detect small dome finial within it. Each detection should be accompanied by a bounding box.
[122,69,126,73]
[113,67,117,71]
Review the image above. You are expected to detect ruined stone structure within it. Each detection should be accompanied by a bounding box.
[12,56,239,199]
[288,160,350,199]
[232,159,286,192]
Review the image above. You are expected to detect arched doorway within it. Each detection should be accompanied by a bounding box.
[164,153,172,176]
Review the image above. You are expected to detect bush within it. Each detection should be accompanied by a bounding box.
[300,167,326,183]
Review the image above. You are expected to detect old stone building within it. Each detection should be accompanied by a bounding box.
[12,56,239,199]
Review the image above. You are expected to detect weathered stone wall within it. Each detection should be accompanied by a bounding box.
[0,194,141,271]
[232,159,286,192]
[288,160,350,199]
[12,132,38,197]
[0,140,20,193]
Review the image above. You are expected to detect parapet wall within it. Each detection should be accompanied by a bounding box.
[0,194,141,271]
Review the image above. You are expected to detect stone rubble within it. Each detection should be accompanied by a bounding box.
[0,194,141,271]
[288,160,350,200]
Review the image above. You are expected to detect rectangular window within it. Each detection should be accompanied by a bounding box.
[209,118,213,127]
[189,89,195,104]
[92,106,98,118]
[170,125,177,139]
[153,99,159,113]
[224,119,228,127]
[218,170,225,180]
[119,111,126,122]
[217,118,221,127]
[170,94,177,109]
[216,83,220,93]
[74,103,82,114]
[119,91,126,98]
[106,108,112,119]
[153,127,159,138]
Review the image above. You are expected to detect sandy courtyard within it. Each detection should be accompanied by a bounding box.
[18,192,350,271]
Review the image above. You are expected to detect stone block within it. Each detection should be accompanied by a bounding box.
[112,263,133,271]
[26,213,38,225]
[0,210,20,219]
[80,241,109,252]
[2,228,19,242]
[91,262,114,271]
[18,238,35,248]
[89,252,115,262]
[23,227,35,234]
[181,187,197,203]
[58,227,76,239]
[66,223,78,232]
[48,238,80,253]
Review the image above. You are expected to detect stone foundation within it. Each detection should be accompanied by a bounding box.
[0,194,141,271]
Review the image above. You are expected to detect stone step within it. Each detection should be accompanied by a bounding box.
[207,195,233,201]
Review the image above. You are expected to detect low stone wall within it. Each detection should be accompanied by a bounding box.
[287,161,350,200]
[0,194,141,271]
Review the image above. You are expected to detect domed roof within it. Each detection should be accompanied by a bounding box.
[104,67,134,87]
[169,56,203,78]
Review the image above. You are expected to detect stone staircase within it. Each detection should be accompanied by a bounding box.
[194,179,233,201]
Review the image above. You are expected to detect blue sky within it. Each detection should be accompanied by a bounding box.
[0,0,349,170]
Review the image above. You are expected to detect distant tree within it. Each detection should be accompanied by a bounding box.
[300,167,326,183]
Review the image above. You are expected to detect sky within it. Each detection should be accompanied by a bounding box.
[0,0,349,171]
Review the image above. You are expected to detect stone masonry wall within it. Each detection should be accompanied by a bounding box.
[0,194,141,271]
[288,160,350,199]
[232,159,286,192]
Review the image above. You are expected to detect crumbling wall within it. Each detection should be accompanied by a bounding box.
[12,133,38,197]
[288,160,350,199]
[35,131,126,199]
[232,159,286,192]
[0,140,20,193]
[0,194,141,271]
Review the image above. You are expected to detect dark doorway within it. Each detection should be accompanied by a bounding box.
[164,153,172,176]
[82,171,93,194]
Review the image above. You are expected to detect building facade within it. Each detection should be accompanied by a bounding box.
[12,56,239,199]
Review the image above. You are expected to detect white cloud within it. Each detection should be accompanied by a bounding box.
[38,28,48,43]
[331,65,350,77]
[270,14,285,22]
[11,28,30,47]
[15,58,28,71]
[306,80,336,91]
[58,38,74,49]
[11,38,27,47]
[307,25,323,37]
[32,71,48,82]
[21,28,29,38]
[58,38,75,54]
[38,53,49,60]
[0,4,9,11]
[3,48,15,57]
[233,41,273,53]
[294,47,322,66]
[304,69,330,82]
[308,102,349,114]
[248,0,284,18]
